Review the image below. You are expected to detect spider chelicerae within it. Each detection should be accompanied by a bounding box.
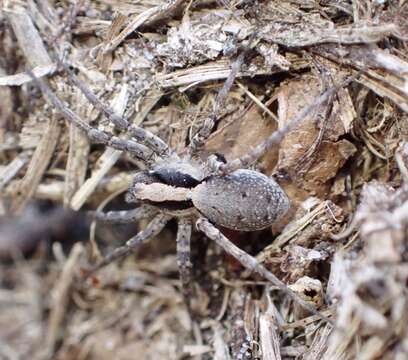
[30,62,343,322]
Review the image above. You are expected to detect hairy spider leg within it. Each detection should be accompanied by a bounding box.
[29,71,154,162]
[176,218,193,304]
[219,77,355,174]
[86,213,171,275]
[188,51,246,155]
[89,204,158,223]
[196,217,334,325]
[60,61,171,157]
[188,32,260,155]
[91,207,195,309]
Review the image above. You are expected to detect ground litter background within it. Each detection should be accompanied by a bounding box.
[1,0,408,359]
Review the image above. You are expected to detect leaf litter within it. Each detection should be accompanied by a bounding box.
[0,0,408,359]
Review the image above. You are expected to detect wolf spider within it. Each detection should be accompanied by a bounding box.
[30,63,340,322]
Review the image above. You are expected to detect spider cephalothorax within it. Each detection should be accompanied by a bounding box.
[30,62,342,322]
[127,158,290,231]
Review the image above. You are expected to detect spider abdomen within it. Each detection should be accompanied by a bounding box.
[191,169,290,231]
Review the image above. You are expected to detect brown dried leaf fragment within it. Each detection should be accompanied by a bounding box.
[203,102,279,174]
[275,75,356,203]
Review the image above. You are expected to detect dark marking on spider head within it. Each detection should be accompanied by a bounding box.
[150,168,201,188]
[151,159,205,188]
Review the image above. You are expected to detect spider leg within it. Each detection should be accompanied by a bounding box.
[188,53,246,155]
[188,116,215,155]
[196,217,333,325]
[89,204,157,224]
[86,213,171,275]
[219,77,356,174]
[188,34,257,155]
[28,70,154,162]
[176,218,193,305]
[60,62,170,157]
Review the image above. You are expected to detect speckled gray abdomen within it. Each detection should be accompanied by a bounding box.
[191,169,290,231]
